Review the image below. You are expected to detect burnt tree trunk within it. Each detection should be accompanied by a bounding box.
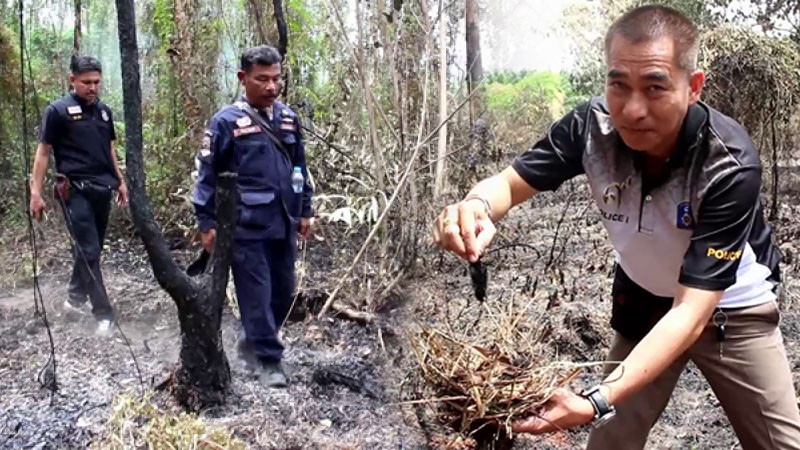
[272,0,289,98]
[115,0,235,411]
[272,0,288,61]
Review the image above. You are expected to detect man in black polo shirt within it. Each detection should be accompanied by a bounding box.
[30,56,128,336]
[433,5,800,449]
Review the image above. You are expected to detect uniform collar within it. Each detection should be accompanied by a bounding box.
[668,102,708,169]
[241,95,274,121]
[70,92,98,107]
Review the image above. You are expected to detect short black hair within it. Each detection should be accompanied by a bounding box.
[605,5,699,71]
[70,55,102,75]
[240,45,282,72]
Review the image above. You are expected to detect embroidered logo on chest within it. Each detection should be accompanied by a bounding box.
[602,176,633,207]
[236,116,252,128]
[676,202,694,229]
[233,125,261,137]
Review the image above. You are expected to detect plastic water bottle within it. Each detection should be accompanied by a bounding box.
[291,166,304,193]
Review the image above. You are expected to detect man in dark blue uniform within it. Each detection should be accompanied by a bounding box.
[29,56,128,336]
[193,45,314,388]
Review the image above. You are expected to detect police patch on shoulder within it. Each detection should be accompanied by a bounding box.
[200,135,212,157]
[236,116,252,128]
[101,109,109,122]
[233,125,261,137]
[279,118,296,131]
[677,201,693,229]
[200,130,213,157]
[67,105,82,115]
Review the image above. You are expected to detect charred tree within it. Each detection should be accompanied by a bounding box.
[115,0,236,411]
[273,0,288,61]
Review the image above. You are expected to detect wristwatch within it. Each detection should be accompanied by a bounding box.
[581,385,616,428]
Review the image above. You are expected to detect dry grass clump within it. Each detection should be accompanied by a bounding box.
[92,393,245,450]
[411,296,583,437]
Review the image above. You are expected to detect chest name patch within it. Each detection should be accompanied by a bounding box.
[233,125,261,137]
[600,209,629,224]
[67,105,82,115]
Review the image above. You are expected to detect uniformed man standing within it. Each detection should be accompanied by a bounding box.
[29,56,128,336]
[193,45,313,388]
[434,6,800,449]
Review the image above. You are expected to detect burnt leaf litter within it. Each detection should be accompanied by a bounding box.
[1,184,800,448]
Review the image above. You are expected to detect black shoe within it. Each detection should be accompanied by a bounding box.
[236,336,259,374]
[94,319,114,336]
[258,360,288,388]
[63,299,90,321]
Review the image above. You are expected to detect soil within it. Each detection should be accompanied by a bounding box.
[1,178,799,449]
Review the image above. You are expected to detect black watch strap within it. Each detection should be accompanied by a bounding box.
[582,385,614,417]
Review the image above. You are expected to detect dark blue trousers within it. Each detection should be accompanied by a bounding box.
[63,182,114,321]
[231,238,295,362]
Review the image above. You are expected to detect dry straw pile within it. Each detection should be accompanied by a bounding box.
[411,294,584,437]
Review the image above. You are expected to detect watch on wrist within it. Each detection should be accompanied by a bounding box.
[463,194,493,219]
[581,385,616,428]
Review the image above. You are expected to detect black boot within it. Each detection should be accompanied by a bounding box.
[236,335,258,374]
[258,359,288,388]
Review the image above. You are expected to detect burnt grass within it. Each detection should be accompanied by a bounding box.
[1,178,800,449]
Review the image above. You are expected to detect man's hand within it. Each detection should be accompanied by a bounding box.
[201,229,216,252]
[432,198,496,262]
[512,388,595,434]
[116,181,129,207]
[298,217,314,241]
[30,192,46,221]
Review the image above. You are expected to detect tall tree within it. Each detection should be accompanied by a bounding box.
[115,0,238,411]
[173,0,219,151]
[465,0,482,121]
[273,0,288,60]
[72,0,82,56]
[248,0,271,44]
[433,0,448,200]
[355,0,386,193]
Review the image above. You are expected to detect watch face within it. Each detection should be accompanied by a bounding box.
[592,410,617,428]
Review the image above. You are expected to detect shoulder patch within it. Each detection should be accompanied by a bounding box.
[101,109,109,122]
[279,117,296,132]
[200,138,212,157]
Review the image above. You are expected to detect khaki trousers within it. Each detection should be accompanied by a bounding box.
[587,301,800,450]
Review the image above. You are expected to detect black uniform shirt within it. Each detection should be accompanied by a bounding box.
[39,93,119,188]
[512,98,780,308]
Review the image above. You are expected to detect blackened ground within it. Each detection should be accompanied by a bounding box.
[0,236,428,449]
[412,178,800,449]
[1,176,799,449]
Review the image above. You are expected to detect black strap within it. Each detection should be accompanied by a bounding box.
[238,103,292,164]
